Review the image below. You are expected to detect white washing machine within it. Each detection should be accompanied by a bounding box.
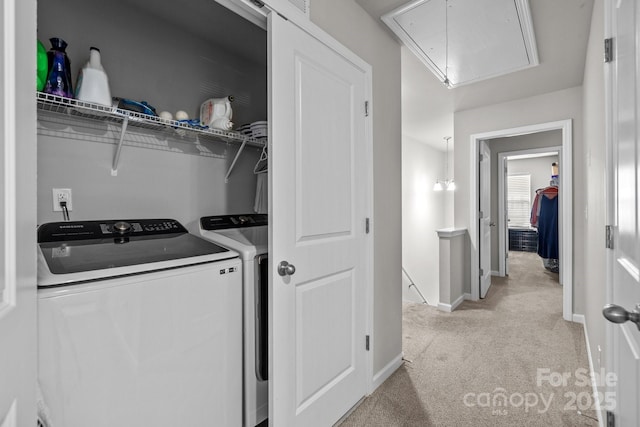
[37,219,242,427]
[199,214,268,427]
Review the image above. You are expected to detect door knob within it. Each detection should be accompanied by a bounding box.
[278,261,296,277]
[489,222,496,226]
[602,304,640,330]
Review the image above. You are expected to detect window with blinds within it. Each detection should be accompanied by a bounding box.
[507,174,531,228]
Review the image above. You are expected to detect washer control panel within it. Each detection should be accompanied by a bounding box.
[38,219,187,242]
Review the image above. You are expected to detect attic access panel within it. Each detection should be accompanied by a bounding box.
[382,0,538,88]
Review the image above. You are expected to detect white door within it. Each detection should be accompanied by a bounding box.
[479,140,492,298]
[604,0,640,424]
[268,12,371,427]
[0,0,37,425]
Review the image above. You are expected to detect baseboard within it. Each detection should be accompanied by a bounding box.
[581,320,604,427]
[437,294,465,312]
[572,313,585,324]
[371,353,403,392]
[464,293,472,300]
[491,270,500,276]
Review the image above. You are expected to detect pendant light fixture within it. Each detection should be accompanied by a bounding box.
[434,136,456,191]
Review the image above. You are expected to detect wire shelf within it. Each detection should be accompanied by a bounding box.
[36,92,264,148]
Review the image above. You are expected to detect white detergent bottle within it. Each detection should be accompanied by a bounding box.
[75,47,112,106]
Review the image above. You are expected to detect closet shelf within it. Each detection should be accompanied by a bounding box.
[36,92,264,175]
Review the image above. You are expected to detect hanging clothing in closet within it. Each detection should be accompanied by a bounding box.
[531,186,559,270]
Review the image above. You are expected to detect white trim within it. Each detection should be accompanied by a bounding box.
[603,4,616,425]
[497,146,561,276]
[464,293,472,300]
[0,0,17,318]
[581,320,605,427]
[469,120,573,322]
[437,294,465,312]
[371,353,404,391]
[364,56,375,396]
[436,227,466,238]
[491,270,500,276]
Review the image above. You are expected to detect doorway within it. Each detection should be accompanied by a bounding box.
[497,145,562,278]
[469,119,573,321]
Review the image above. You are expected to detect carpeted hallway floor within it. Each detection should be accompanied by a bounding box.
[339,251,598,426]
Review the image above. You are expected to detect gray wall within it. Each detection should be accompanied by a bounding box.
[582,0,607,391]
[487,131,562,272]
[311,1,403,376]
[453,87,584,314]
[402,136,451,305]
[37,0,267,227]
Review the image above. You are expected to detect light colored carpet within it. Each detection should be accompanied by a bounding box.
[339,251,598,426]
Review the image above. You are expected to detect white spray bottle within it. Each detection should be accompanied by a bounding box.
[75,47,112,106]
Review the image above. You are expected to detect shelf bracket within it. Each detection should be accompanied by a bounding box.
[111,115,129,176]
[224,137,249,183]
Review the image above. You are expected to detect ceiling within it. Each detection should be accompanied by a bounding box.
[356,0,595,150]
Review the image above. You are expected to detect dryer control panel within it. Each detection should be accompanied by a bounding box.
[201,214,268,230]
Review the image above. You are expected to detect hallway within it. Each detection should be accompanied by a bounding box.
[340,251,597,426]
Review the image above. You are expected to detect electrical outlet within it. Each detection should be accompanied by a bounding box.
[52,188,72,212]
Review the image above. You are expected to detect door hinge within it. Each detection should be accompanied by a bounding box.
[606,225,614,249]
[365,101,370,117]
[479,153,484,162]
[365,217,370,234]
[479,268,484,277]
[604,38,613,63]
[365,335,370,351]
[479,211,484,219]
[606,410,615,427]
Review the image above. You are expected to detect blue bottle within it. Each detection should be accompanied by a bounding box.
[44,38,73,98]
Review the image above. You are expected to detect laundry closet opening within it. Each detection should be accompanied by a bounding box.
[36,0,269,425]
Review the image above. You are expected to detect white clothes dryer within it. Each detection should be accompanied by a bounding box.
[199,214,268,427]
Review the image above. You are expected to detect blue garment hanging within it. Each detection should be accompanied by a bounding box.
[537,195,558,259]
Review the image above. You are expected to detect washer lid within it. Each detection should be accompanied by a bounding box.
[37,219,238,287]
[39,233,230,275]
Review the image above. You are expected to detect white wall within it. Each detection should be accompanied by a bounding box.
[454,86,584,313]
[402,136,450,305]
[582,0,607,388]
[311,0,403,376]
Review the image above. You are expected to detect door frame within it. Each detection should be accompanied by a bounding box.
[497,146,562,277]
[469,119,573,321]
